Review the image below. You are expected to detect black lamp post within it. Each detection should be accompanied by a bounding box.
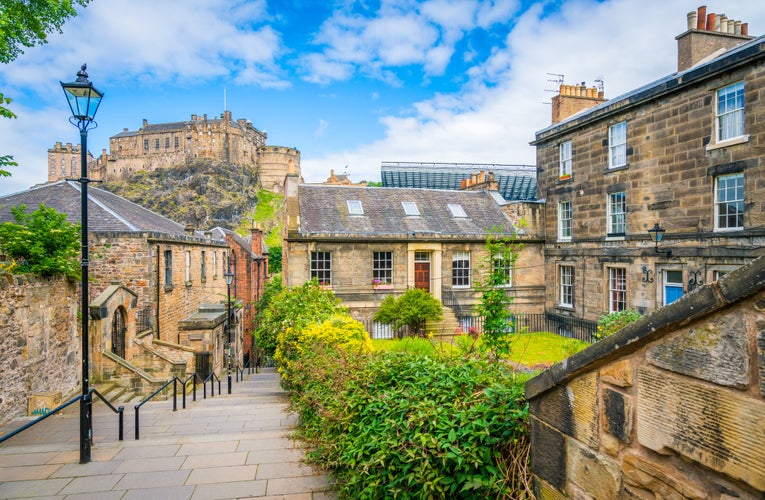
[225,264,234,395]
[61,64,103,465]
[647,223,672,258]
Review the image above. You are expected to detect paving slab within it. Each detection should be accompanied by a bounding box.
[0,369,336,498]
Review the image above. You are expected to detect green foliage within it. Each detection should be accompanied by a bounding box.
[253,278,345,358]
[235,189,284,249]
[267,245,282,273]
[374,288,443,337]
[371,337,456,356]
[595,309,642,340]
[0,203,80,279]
[288,345,531,498]
[276,314,373,387]
[0,0,90,63]
[475,228,523,359]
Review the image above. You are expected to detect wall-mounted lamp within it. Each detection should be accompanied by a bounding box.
[641,265,654,283]
[688,270,704,291]
[647,223,672,258]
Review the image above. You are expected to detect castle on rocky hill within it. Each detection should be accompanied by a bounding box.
[47,111,301,193]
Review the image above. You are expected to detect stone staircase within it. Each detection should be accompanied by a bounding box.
[426,306,462,342]
[91,381,142,406]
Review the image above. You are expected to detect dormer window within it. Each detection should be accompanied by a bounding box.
[447,204,467,218]
[347,200,364,215]
[402,202,420,216]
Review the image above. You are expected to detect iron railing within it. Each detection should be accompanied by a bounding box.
[0,388,124,445]
[455,313,597,343]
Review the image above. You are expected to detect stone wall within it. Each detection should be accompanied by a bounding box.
[526,256,765,498]
[0,274,79,425]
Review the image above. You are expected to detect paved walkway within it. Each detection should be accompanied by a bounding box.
[0,369,336,499]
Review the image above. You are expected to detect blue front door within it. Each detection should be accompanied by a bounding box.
[664,270,684,305]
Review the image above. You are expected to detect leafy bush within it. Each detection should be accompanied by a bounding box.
[371,337,456,356]
[276,314,373,387]
[288,344,532,498]
[0,203,80,279]
[253,278,345,357]
[374,288,442,337]
[595,309,642,341]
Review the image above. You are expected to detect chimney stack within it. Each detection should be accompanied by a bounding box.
[676,6,754,72]
[551,82,607,124]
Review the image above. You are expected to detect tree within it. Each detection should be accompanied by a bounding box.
[474,227,523,359]
[0,203,80,279]
[0,0,91,176]
[253,279,345,358]
[374,288,442,337]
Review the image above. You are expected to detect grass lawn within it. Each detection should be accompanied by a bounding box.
[506,331,590,368]
[371,332,590,369]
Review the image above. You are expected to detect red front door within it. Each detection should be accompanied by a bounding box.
[415,262,430,292]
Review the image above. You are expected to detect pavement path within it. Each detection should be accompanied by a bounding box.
[0,368,336,499]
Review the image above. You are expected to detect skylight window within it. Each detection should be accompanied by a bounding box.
[347,200,364,215]
[447,204,467,218]
[402,201,420,216]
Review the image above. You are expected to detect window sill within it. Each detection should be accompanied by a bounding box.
[604,164,628,173]
[452,285,471,289]
[373,284,394,290]
[606,234,625,241]
[558,175,572,182]
[556,304,575,312]
[557,237,572,243]
[713,227,744,233]
[164,285,174,292]
[706,135,749,152]
[185,281,192,288]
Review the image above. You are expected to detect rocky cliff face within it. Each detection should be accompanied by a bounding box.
[102,158,260,230]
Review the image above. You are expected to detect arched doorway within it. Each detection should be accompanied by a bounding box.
[111,307,126,358]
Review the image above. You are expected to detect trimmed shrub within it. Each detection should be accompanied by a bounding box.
[595,309,642,341]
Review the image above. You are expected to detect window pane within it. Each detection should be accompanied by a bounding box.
[559,140,572,176]
[608,192,626,235]
[559,201,572,240]
[608,122,627,168]
[372,251,393,284]
[310,251,332,285]
[715,173,744,230]
[452,251,470,287]
[609,267,626,312]
[717,82,745,141]
[559,265,574,307]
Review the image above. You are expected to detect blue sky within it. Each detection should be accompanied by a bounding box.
[1,0,763,195]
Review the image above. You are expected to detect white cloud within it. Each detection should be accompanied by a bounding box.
[314,119,329,137]
[301,0,765,184]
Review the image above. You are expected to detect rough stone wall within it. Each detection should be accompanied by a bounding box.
[0,274,79,425]
[537,58,765,323]
[528,274,765,498]
[89,233,228,345]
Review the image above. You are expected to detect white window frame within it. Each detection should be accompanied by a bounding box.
[608,121,627,168]
[452,251,471,288]
[558,200,572,241]
[607,192,626,236]
[559,265,574,308]
[447,204,467,218]
[372,251,393,285]
[716,81,745,142]
[492,254,512,287]
[310,251,332,286]
[184,250,192,284]
[714,173,744,232]
[559,140,572,178]
[608,267,626,313]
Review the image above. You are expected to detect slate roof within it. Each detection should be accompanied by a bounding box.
[297,184,516,238]
[381,162,538,202]
[0,181,188,235]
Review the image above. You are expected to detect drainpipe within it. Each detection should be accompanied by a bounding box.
[155,245,161,341]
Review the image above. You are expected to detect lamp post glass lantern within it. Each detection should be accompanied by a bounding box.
[61,64,103,465]
[225,265,234,394]
[647,223,672,258]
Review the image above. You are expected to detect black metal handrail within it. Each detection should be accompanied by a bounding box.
[90,388,125,441]
[203,372,221,399]
[235,359,253,382]
[134,377,179,440]
[0,394,82,445]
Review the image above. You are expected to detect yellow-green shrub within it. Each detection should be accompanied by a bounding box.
[276,314,373,386]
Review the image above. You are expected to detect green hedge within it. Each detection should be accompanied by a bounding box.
[287,342,532,498]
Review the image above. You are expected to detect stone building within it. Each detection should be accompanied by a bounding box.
[0,181,254,398]
[526,253,765,498]
[47,142,107,183]
[48,111,302,194]
[531,6,764,324]
[282,174,545,337]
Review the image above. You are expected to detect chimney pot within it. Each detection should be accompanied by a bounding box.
[687,11,697,31]
[734,20,741,35]
[706,13,715,32]
[697,6,707,30]
[741,23,748,36]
